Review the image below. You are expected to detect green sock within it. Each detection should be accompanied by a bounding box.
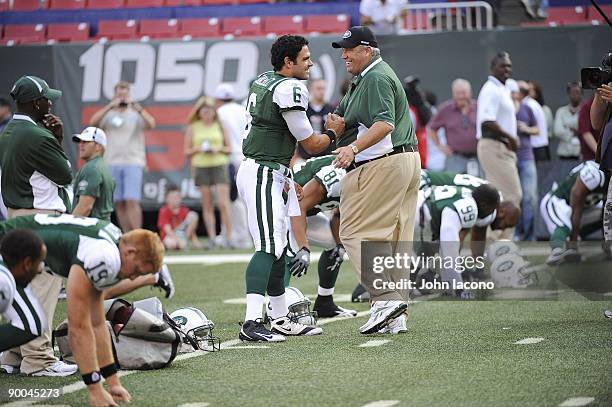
[318,248,340,289]
[245,251,275,295]
[267,250,287,297]
[550,226,570,250]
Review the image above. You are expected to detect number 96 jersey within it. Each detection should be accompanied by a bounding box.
[0,214,122,291]
[293,155,346,216]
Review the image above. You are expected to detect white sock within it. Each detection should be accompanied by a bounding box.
[245,293,265,322]
[318,286,334,296]
[154,271,160,283]
[268,294,288,319]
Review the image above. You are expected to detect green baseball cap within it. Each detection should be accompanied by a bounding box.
[10,75,62,103]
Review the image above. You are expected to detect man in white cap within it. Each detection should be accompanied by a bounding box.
[72,127,115,222]
[214,83,251,248]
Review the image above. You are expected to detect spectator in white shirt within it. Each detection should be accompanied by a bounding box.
[476,52,521,239]
[360,0,407,35]
[526,80,551,161]
[553,82,582,160]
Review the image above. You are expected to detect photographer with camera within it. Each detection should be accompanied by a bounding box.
[90,81,156,232]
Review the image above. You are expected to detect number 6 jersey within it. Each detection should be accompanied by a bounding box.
[0,214,123,291]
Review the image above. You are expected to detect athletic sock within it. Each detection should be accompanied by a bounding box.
[318,286,334,296]
[550,226,570,249]
[245,293,265,322]
[245,251,275,294]
[268,293,288,319]
[318,248,340,290]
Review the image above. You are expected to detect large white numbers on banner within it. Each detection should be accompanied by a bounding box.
[79,41,260,102]
[154,42,206,101]
[103,43,155,101]
[203,41,258,101]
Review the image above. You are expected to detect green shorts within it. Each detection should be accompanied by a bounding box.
[193,165,229,186]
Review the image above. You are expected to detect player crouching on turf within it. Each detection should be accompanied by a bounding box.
[416,184,519,299]
[0,230,47,352]
[540,161,607,265]
[0,214,164,406]
[286,155,357,318]
[237,35,344,342]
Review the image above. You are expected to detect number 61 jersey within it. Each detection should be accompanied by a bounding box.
[0,214,122,291]
[242,71,309,167]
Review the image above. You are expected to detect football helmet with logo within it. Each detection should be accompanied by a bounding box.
[285,287,317,326]
[490,253,537,288]
[170,307,220,351]
[486,240,520,264]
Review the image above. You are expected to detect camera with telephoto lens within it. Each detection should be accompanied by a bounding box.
[581,52,612,90]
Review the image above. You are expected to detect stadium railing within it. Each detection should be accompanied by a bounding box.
[399,1,494,33]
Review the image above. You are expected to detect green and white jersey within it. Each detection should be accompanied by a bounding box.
[425,186,478,240]
[420,170,487,191]
[0,114,73,212]
[293,155,346,216]
[0,260,16,314]
[551,161,605,206]
[0,214,123,291]
[73,156,116,221]
[242,71,310,167]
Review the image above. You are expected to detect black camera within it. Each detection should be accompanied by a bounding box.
[118,101,129,108]
[581,52,612,90]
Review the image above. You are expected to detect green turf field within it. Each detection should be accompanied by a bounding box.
[1,252,611,407]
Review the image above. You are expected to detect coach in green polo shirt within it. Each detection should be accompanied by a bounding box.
[72,127,116,221]
[329,26,421,335]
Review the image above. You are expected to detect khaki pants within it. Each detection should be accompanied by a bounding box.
[2,208,63,374]
[477,138,522,240]
[339,152,421,302]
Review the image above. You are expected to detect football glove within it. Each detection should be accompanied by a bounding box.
[289,247,311,278]
[327,244,346,272]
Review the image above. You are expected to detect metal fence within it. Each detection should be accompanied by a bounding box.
[400,1,494,33]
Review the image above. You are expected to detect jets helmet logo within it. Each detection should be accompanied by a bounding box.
[342,30,352,39]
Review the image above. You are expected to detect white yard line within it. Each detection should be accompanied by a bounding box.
[559,397,595,406]
[358,340,391,348]
[165,252,323,265]
[177,403,210,407]
[318,310,369,325]
[514,337,545,345]
[361,400,401,407]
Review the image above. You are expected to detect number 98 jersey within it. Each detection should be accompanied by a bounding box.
[293,155,346,216]
[425,186,479,240]
[0,214,122,291]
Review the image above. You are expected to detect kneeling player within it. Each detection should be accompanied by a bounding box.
[0,214,164,406]
[540,161,606,265]
[287,155,357,318]
[0,230,47,352]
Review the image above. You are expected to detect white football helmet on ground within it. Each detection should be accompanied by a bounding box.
[486,240,520,264]
[285,287,317,326]
[490,253,537,288]
[170,307,220,351]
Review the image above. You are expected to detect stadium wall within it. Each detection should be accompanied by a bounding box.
[0,25,608,218]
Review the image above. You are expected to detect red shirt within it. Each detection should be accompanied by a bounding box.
[578,97,596,160]
[428,99,478,154]
[157,205,190,240]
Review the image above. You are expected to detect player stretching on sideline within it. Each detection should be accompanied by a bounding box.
[237,35,344,342]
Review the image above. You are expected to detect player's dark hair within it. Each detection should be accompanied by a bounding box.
[472,184,500,214]
[0,229,44,269]
[490,51,510,68]
[271,35,309,71]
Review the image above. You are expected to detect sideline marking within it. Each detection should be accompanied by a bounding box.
[514,337,545,345]
[165,252,322,266]
[225,345,270,349]
[359,339,391,348]
[559,397,595,406]
[361,400,400,407]
[177,403,210,407]
[318,310,369,325]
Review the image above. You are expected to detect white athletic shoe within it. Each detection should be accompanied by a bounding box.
[270,316,323,336]
[360,301,408,335]
[0,364,20,375]
[378,313,408,334]
[30,360,78,377]
[546,247,581,266]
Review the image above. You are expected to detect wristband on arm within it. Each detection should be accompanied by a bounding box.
[100,363,118,378]
[323,129,336,144]
[82,371,102,385]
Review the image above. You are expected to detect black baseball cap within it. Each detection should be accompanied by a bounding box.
[332,26,378,49]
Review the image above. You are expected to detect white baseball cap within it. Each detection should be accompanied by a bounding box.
[72,126,107,148]
[213,83,235,101]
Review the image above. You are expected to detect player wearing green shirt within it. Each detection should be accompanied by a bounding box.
[420,170,488,191]
[540,161,606,265]
[0,214,164,406]
[237,35,343,342]
[72,127,115,221]
[0,230,46,352]
[286,155,357,318]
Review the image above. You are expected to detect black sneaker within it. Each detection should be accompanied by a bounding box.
[351,284,371,303]
[239,319,286,342]
[313,295,358,318]
[154,264,175,299]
